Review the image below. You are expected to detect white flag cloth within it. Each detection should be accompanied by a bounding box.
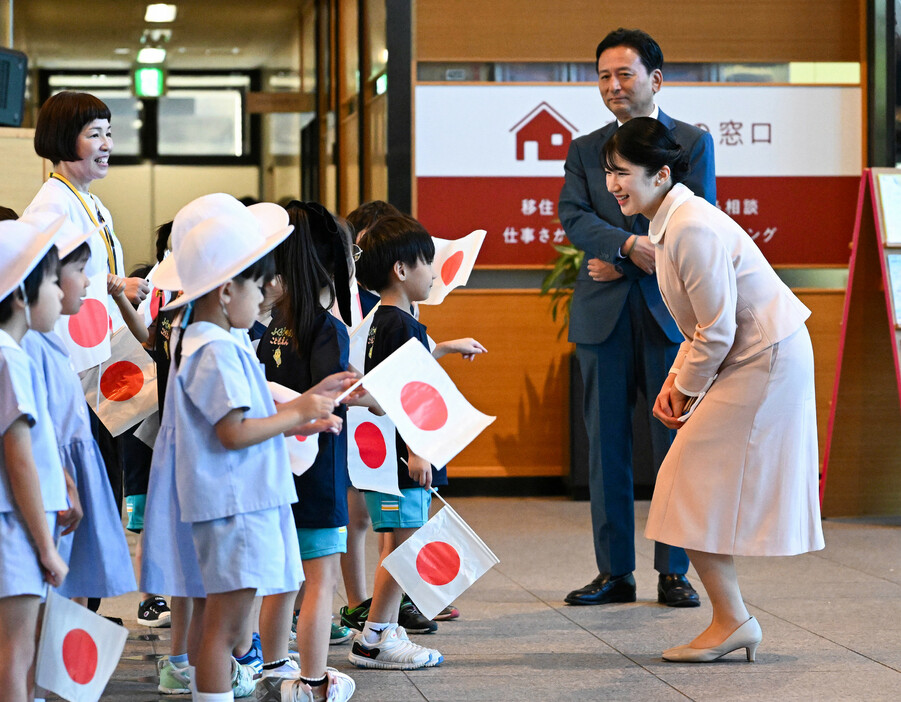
[347,406,401,496]
[347,303,378,374]
[55,272,111,373]
[357,338,495,468]
[36,590,128,702]
[382,492,499,620]
[136,261,173,328]
[268,381,320,476]
[421,229,486,305]
[82,327,158,437]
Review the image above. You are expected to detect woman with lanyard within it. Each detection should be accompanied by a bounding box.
[23,91,161,623]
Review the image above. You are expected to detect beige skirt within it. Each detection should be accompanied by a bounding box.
[645,325,825,556]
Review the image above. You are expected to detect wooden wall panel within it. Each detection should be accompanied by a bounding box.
[419,288,844,480]
[415,0,861,64]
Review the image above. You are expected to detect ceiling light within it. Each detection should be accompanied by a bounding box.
[113,48,131,55]
[145,4,177,22]
[137,47,167,64]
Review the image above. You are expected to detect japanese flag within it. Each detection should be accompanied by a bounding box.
[357,338,495,468]
[382,495,499,620]
[421,230,486,306]
[35,590,128,702]
[56,272,111,373]
[268,381,320,477]
[82,326,158,437]
[347,303,378,373]
[347,406,401,496]
[136,261,173,328]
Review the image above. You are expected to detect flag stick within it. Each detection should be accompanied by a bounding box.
[335,376,365,404]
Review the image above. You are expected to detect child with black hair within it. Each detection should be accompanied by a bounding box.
[0,217,81,701]
[21,216,137,607]
[347,214,486,670]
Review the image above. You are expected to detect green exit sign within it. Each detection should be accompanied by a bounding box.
[134,66,166,97]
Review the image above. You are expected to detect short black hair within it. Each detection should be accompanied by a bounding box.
[596,28,664,74]
[346,200,403,238]
[155,221,173,263]
[61,241,91,267]
[0,206,18,222]
[354,215,434,293]
[0,247,60,323]
[34,91,111,164]
[602,116,690,183]
[237,249,276,284]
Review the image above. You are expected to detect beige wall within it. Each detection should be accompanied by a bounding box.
[0,128,45,216]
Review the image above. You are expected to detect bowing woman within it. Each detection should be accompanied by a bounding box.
[594,117,824,663]
[25,91,149,314]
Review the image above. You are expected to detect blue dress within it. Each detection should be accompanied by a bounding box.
[23,331,137,598]
[0,330,67,598]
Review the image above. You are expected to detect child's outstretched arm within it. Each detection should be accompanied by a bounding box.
[433,338,487,361]
[108,274,150,344]
[3,419,68,587]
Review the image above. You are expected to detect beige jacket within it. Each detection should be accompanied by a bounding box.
[650,183,811,396]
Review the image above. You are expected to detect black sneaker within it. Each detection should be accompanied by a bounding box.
[339,597,371,631]
[399,595,437,634]
[137,595,171,628]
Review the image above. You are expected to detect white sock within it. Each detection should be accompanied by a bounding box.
[193,691,234,702]
[362,621,391,644]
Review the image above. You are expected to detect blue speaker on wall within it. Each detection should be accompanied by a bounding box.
[0,47,27,127]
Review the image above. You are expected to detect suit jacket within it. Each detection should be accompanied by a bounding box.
[558,108,716,345]
[650,183,811,396]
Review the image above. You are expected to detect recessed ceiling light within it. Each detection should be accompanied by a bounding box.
[145,4,177,22]
[113,48,131,55]
[137,47,167,64]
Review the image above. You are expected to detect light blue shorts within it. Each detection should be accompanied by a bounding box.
[364,488,431,532]
[297,526,348,560]
[125,494,146,533]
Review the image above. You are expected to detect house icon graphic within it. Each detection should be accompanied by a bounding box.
[509,102,578,161]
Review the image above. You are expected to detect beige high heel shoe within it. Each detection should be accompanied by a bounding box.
[662,616,762,663]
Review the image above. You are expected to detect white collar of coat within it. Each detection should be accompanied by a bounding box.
[649,182,695,245]
[0,328,20,351]
[179,321,253,359]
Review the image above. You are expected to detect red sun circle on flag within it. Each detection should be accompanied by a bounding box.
[149,289,163,321]
[68,298,108,348]
[355,421,387,469]
[441,251,465,286]
[100,361,144,402]
[62,628,98,684]
[294,434,308,443]
[416,541,461,586]
[400,381,448,431]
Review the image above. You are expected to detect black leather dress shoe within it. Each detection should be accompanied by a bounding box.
[565,572,636,605]
[657,573,701,607]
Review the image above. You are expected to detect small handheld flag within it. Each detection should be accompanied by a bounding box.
[421,229,486,305]
[347,406,401,496]
[268,381,321,476]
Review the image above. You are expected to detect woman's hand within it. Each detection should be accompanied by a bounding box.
[653,373,687,430]
[587,258,624,282]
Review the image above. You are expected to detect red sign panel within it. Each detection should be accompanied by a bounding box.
[416,175,858,267]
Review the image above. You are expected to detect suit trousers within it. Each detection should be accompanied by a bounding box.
[576,283,689,577]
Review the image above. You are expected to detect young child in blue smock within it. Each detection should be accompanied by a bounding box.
[347,214,486,670]
[22,215,137,603]
[0,216,82,701]
[157,199,357,702]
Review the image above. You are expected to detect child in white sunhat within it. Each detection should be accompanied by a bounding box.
[0,216,83,701]
[21,213,138,605]
[154,197,359,702]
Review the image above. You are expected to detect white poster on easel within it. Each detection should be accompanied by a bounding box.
[887,254,901,327]
[877,173,901,245]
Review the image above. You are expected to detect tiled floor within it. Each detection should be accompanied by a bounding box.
[56,498,901,701]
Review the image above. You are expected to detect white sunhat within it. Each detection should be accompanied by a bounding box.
[18,210,102,259]
[154,193,290,291]
[161,205,293,311]
[0,214,68,302]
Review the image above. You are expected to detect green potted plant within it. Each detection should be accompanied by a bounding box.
[539,244,584,339]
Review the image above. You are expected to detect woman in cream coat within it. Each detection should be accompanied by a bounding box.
[594,117,824,663]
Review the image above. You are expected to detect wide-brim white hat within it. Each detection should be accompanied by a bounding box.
[155,194,290,291]
[19,210,102,259]
[161,206,293,311]
[0,214,67,302]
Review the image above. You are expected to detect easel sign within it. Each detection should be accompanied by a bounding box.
[820,168,901,517]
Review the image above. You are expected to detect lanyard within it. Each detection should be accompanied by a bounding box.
[49,173,118,275]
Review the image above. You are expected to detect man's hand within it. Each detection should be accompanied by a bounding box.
[587,258,624,282]
[627,236,656,274]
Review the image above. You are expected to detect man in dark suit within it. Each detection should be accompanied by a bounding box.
[558,28,716,607]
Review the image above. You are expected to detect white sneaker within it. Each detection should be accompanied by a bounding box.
[254,659,304,702]
[324,667,356,701]
[347,624,443,670]
[157,657,191,694]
